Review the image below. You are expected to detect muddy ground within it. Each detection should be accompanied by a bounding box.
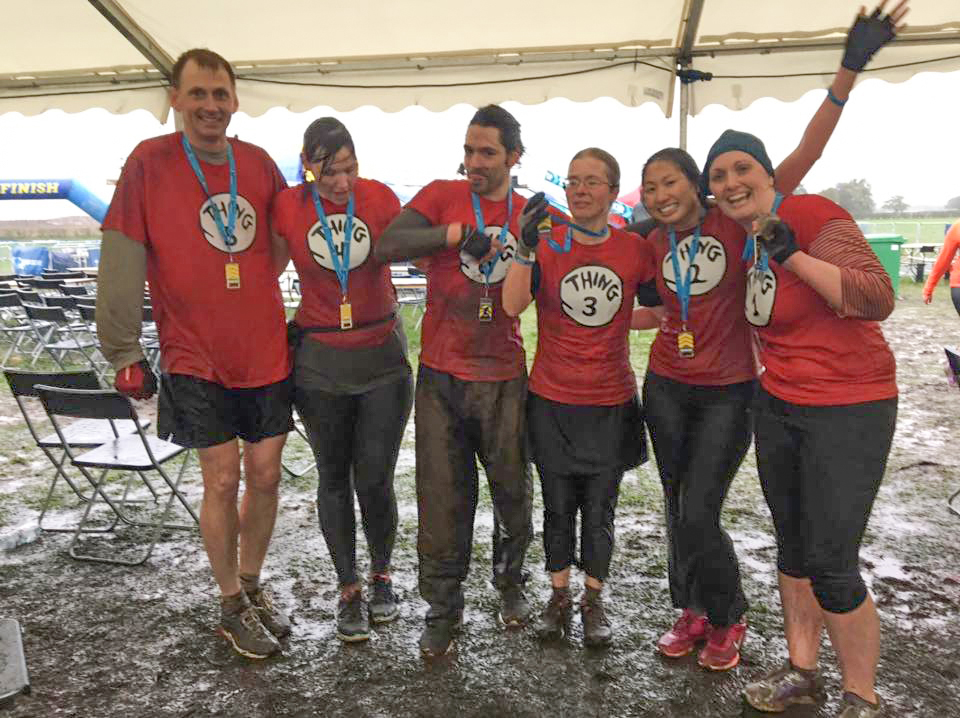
[2,281,959,718]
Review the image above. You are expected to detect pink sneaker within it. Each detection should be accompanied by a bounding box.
[697,619,747,671]
[657,609,712,658]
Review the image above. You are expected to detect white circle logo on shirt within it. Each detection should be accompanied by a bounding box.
[559,264,623,327]
[306,215,371,270]
[199,193,257,253]
[745,266,777,327]
[459,226,518,285]
[661,233,726,296]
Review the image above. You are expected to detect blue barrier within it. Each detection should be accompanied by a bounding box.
[0,179,108,223]
[11,245,49,275]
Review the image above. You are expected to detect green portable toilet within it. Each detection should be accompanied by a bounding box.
[864,234,902,296]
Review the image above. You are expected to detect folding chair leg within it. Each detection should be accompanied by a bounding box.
[949,487,960,518]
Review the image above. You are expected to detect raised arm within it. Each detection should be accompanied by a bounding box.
[774,0,909,194]
[374,208,462,263]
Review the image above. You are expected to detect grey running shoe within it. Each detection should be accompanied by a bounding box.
[336,590,370,643]
[418,616,463,658]
[218,594,281,659]
[743,661,819,712]
[836,692,884,717]
[368,576,400,624]
[580,588,613,648]
[533,586,573,641]
[498,584,531,628]
[248,586,291,638]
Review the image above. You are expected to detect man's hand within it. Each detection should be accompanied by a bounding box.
[754,215,800,265]
[842,1,909,72]
[115,360,158,400]
[518,192,549,257]
[459,224,492,260]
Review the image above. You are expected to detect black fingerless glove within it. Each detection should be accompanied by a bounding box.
[518,192,549,256]
[842,7,896,72]
[459,224,491,259]
[756,216,799,265]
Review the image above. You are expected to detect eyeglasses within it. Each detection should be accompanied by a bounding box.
[563,177,612,190]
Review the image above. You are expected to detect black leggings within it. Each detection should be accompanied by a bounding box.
[643,372,753,627]
[294,375,413,587]
[754,388,897,614]
[952,286,960,318]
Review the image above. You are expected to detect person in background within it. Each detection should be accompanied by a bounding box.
[271,118,413,643]
[97,48,292,659]
[922,221,960,317]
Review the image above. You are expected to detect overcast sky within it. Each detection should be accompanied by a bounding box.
[1,68,957,220]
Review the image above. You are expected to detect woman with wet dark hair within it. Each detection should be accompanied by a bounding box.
[271,117,413,643]
[502,147,653,648]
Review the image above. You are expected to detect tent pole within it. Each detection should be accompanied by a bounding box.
[679,74,689,151]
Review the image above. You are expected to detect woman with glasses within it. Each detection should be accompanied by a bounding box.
[270,117,413,643]
[502,148,655,647]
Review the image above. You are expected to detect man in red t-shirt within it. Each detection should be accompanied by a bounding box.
[377,105,533,657]
[97,49,291,660]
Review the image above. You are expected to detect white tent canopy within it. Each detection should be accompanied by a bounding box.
[3,0,959,122]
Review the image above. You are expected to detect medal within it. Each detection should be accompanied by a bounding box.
[669,226,701,358]
[340,300,353,330]
[677,329,695,358]
[478,296,494,322]
[225,261,240,290]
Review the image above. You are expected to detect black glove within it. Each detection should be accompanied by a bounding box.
[518,192,549,256]
[459,224,491,260]
[756,215,799,265]
[842,6,896,72]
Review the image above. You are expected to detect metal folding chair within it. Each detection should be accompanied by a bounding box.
[4,369,152,533]
[0,618,30,709]
[0,293,36,367]
[281,408,317,478]
[22,303,109,379]
[35,385,198,566]
[946,347,960,518]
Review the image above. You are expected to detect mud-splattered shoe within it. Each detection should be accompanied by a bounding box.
[218,593,281,659]
[743,661,819,712]
[336,590,370,642]
[697,619,747,671]
[657,609,712,658]
[580,587,613,648]
[247,586,291,638]
[418,615,462,658]
[369,575,400,624]
[498,584,530,628]
[836,692,884,717]
[533,587,573,640]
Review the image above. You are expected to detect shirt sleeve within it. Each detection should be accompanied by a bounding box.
[806,218,895,321]
[923,223,960,296]
[101,152,149,246]
[96,230,147,369]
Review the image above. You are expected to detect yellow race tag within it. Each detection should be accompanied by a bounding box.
[478,297,494,322]
[225,262,241,290]
[340,301,353,330]
[677,330,695,358]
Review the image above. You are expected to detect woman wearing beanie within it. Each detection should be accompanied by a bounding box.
[271,118,413,643]
[704,123,898,717]
[639,0,908,681]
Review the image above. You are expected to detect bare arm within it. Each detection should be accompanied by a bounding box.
[631,306,664,330]
[96,230,146,370]
[502,260,534,317]
[270,230,290,277]
[375,208,460,263]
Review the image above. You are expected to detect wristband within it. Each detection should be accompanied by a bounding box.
[826,88,847,108]
[513,254,535,267]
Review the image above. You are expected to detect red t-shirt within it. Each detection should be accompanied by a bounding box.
[102,132,289,388]
[272,178,400,349]
[405,179,525,381]
[746,194,897,405]
[529,225,656,405]
[647,208,756,385]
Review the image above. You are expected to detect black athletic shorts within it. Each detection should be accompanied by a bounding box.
[157,373,294,449]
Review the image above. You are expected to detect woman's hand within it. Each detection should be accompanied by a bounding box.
[842,1,910,72]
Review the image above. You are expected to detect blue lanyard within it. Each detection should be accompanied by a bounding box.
[310,184,355,298]
[546,216,608,253]
[182,133,237,252]
[470,191,512,284]
[669,225,701,324]
[742,192,784,272]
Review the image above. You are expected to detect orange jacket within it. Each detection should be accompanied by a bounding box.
[924,222,960,299]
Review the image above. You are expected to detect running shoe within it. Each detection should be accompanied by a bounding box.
[743,661,820,712]
[657,609,712,658]
[698,619,747,671]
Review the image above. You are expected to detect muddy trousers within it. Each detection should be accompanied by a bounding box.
[642,372,752,627]
[754,389,897,613]
[537,466,623,581]
[415,366,533,623]
[295,375,414,587]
